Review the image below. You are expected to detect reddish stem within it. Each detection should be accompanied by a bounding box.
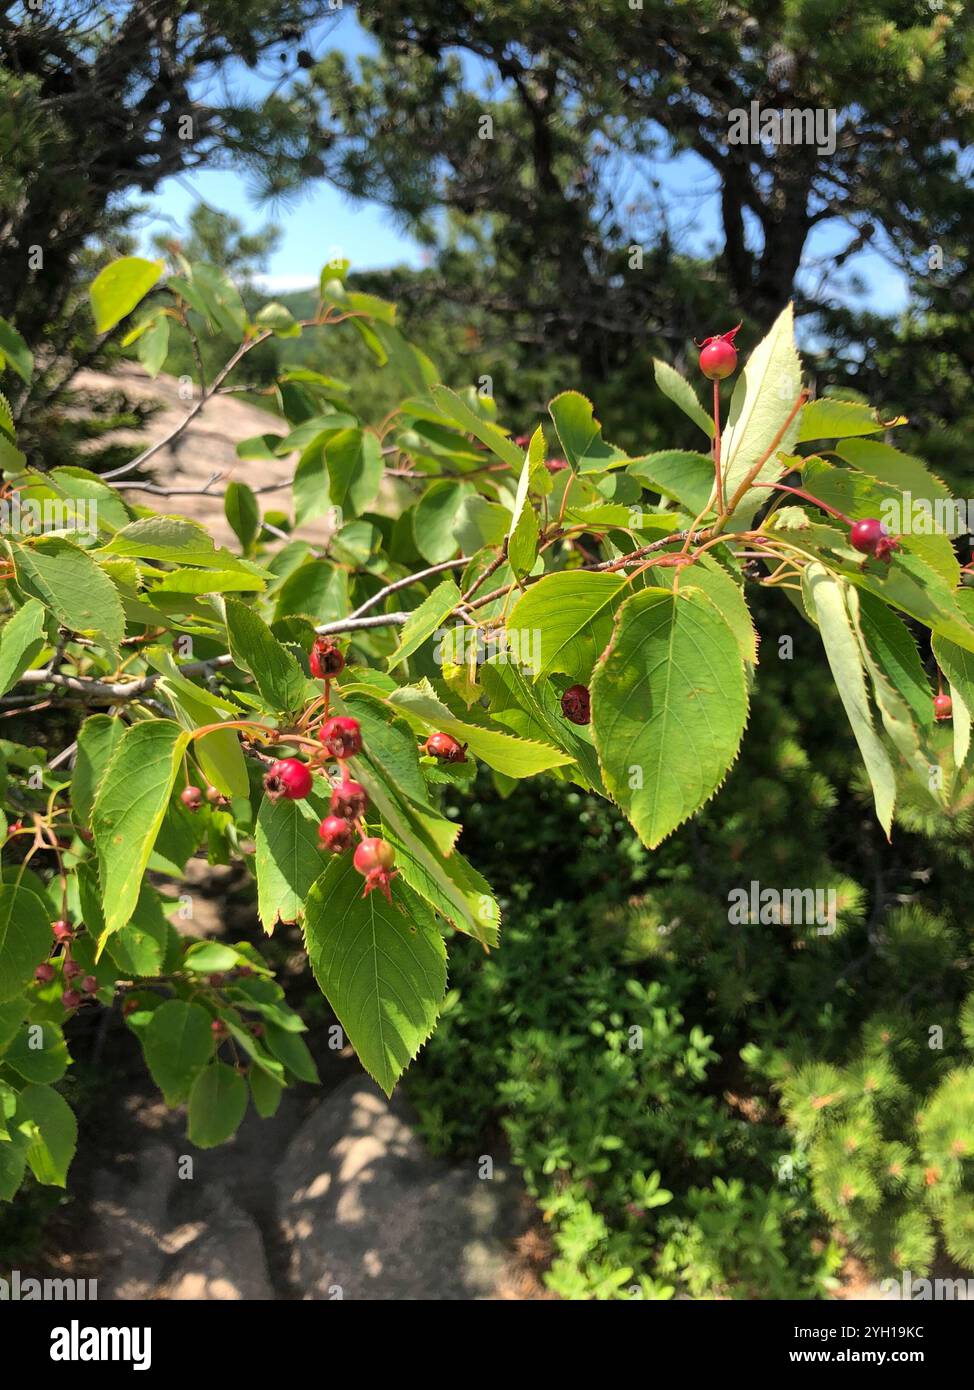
[750,481,852,526]
[713,380,725,514]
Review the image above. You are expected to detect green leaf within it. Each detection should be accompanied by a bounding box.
[2,1020,68,1084]
[249,1066,284,1119]
[304,858,447,1096]
[0,1135,27,1201]
[274,414,358,455]
[721,304,802,505]
[89,257,164,334]
[837,439,957,533]
[429,385,523,470]
[264,1022,319,1083]
[591,586,748,848]
[507,426,544,576]
[0,598,46,697]
[254,795,324,930]
[104,885,169,977]
[292,444,329,525]
[388,681,572,776]
[71,715,127,828]
[159,673,250,800]
[92,720,190,942]
[797,398,892,443]
[548,391,628,473]
[182,942,241,973]
[152,567,264,595]
[413,480,473,563]
[12,537,125,643]
[0,885,53,1004]
[326,428,383,519]
[856,592,934,733]
[191,263,248,340]
[933,591,974,770]
[481,659,605,793]
[188,1061,248,1148]
[143,1000,214,1106]
[453,495,509,553]
[0,316,33,384]
[652,359,715,439]
[13,1084,77,1187]
[655,554,757,665]
[386,578,461,670]
[272,559,348,625]
[255,301,300,337]
[803,564,895,837]
[802,457,958,586]
[225,598,307,715]
[137,314,170,377]
[102,517,268,575]
[507,571,628,681]
[627,451,715,516]
[224,482,259,551]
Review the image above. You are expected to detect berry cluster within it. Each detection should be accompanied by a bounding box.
[33,918,98,1011]
[315,716,398,901]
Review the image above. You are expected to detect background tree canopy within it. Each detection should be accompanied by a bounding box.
[5,0,974,477]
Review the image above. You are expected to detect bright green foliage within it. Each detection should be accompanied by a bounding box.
[0,252,972,1248]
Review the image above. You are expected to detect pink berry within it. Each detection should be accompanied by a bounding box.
[34,962,56,984]
[329,780,368,821]
[52,918,73,942]
[61,989,82,1010]
[263,757,313,802]
[309,637,345,679]
[82,975,98,994]
[318,815,354,853]
[353,838,398,902]
[180,785,203,811]
[423,732,467,763]
[934,693,953,721]
[319,716,362,759]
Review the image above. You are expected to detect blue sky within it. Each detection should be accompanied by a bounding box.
[134,11,908,315]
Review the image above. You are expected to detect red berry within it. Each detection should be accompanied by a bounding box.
[318,815,354,853]
[698,324,742,380]
[263,757,313,802]
[544,457,569,474]
[934,693,953,721]
[63,959,82,981]
[354,837,396,873]
[61,989,82,1010]
[330,779,368,821]
[211,1018,226,1037]
[82,975,98,995]
[423,732,468,763]
[122,998,140,1016]
[353,837,398,902]
[180,785,203,811]
[561,684,591,725]
[52,918,73,941]
[319,716,362,759]
[309,637,345,680]
[34,962,56,984]
[849,517,899,562]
